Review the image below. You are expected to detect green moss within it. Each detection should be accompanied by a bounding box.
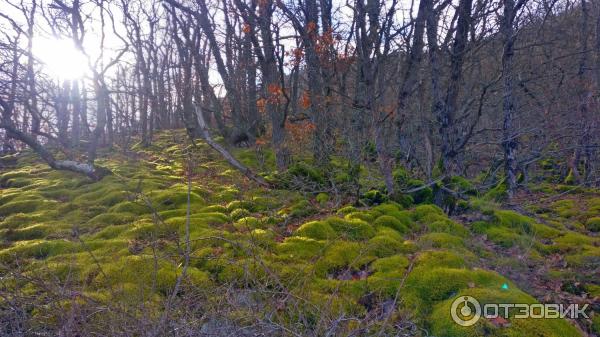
[91,224,129,240]
[483,180,508,201]
[406,267,507,306]
[1,212,54,229]
[493,210,534,234]
[564,246,600,268]
[151,189,204,210]
[87,212,136,228]
[532,223,562,239]
[373,215,408,234]
[406,179,434,204]
[372,255,409,273]
[314,241,372,277]
[336,205,357,215]
[553,232,596,252]
[414,250,466,270]
[286,162,325,185]
[233,216,263,231]
[550,199,577,218]
[344,211,375,223]
[282,199,317,219]
[371,203,402,215]
[226,200,256,212]
[485,226,523,248]
[2,224,49,241]
[426,219,469,237]
[362,190,388,205]
[366,235,404,257]
[429,288,579,337]
[413,204,444,221]
[448,176,478,196]
[230,208,251,221]
[213,187,239,202]
[593,314,600,335]
[418,233,465,249]
[128,221,178,241]
[108,201,149,215]
[200,205,228,213]
[325,217,376,240]
[0,199,55,217]
[296,220,336,240]
[315,192,329,205]
[585,217,600,232]
[276,237,326,261]
[0,240,78,261]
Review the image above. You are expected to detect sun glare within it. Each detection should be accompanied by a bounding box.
[33,38,89,80]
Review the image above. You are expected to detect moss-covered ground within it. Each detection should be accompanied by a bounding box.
[0,130,597,336]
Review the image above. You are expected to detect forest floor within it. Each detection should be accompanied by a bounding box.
[0,130,598,336]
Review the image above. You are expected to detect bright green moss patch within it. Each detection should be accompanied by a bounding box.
[429,288,580,337]
[296,220,336,240]
[230,208,251,221]
[493,210,534,234]
[425,219,469,237]
[366,235,405,257]
[336,205,357,215]
[87,212,136,228]
[532,223,562,239]
[0,131,590,335]
[413,204,444,221]
[108,201,150,215]
[0,199,56,217]
[486,227,525,248]
[325,217,376,240]
[314,241,373,277]
[200,205,228,213]
[550,199,577,218]
[276,237,325,261]
[553,232,596,252]
[373,215,408,234]
[344,211,375,223]
[150,189,204,210]
[2,224,49,241]
[371,203,402,215]
[418,233,465,249]
[233,216,264,231]
[0,239,79,261]
[315,192,329,204]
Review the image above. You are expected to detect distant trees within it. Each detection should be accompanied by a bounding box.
[0,0,599,195]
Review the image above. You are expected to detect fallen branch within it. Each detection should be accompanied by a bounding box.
[0,122,110,181]
[193,103,270,187]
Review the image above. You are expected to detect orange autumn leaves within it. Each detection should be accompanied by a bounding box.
[256,88,311,113]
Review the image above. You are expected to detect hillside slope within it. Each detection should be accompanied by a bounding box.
[0,131,598,336]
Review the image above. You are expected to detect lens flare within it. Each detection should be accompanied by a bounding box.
[33,38,89,80]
